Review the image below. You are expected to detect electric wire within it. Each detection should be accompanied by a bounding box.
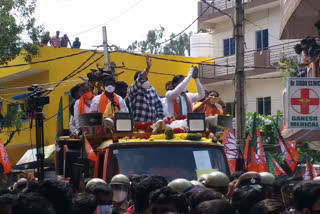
[45,54,105,95]
[69,0,145,37]
[142,5,211,53]
[0,50,96,69]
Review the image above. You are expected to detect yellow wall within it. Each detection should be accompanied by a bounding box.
[0,47,210,164]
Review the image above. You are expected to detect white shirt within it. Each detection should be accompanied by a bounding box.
[161,97,169,118]
[74,99,92,133]
[89,93,129,113]
[69,115,78,135]
[166,75,205,117]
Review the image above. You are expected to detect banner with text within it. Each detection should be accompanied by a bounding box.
[286,78,320,129]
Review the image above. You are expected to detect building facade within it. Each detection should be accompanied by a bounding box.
[193,0,298,116]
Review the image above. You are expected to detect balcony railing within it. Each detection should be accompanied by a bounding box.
[200,41,299,80]
[198,0,235,17]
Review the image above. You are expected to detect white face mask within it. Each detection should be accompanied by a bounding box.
[98,205,113,214]
[105,85,115,93]
[113,190,128,202]
[142,81,150,89]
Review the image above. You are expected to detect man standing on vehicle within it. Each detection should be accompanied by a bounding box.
[74,83,95,134]
[128,56,164,122]
[166,67,205,117]
[90,73,128,117]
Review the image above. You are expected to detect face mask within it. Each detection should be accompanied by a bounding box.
[82,91,94,100]
[98,205,113,214]
[142,81,150,89]
[105,85,115,93]
[113,190,128,202]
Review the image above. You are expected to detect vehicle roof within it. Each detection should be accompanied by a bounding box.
[105,140,224,149]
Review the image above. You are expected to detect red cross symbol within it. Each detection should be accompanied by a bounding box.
[291,88,319,114]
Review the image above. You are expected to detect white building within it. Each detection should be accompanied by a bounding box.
[192,0,298,116]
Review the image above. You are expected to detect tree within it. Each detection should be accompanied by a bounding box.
[0,105,27,146]
[0,0,43,65]
[127,26,165,54]
[163,32,192,56]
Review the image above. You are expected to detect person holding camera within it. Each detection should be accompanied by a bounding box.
[193,90,227,117]
[166,67,205,117]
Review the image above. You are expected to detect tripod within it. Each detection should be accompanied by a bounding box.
[35,110,45,180]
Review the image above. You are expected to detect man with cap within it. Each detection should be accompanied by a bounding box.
[110,174,130,214]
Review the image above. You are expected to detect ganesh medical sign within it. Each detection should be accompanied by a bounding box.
[287,78,320,129]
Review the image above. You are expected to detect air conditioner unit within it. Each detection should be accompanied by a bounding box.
[243,0,252,3]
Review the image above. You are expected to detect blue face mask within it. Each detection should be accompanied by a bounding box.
[98,205,113,214]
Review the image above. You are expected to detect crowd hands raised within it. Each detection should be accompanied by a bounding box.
[2,170,320,214]
[69,56,227,136]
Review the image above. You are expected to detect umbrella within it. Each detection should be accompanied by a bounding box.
[280,0,320,39]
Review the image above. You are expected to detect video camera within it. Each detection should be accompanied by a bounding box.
[26,85,52,113]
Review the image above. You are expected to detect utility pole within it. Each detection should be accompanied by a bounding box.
[102,26,109,71]
[235,0,246,146]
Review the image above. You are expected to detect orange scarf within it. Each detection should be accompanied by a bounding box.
[79,95,95,115]
[174,94,192,117]
[98,93,120,114]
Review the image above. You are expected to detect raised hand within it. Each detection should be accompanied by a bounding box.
[142,56,152,80]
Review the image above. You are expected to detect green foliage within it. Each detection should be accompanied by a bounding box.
[246,112,278,144]
[0,0,43,65]
[246,112,320,164]
[127,26,192,56]
[297,142,320,164]
[0,105,27,130]
[279,56,299,85]
[127,26,165,54]
[163,32,192,56]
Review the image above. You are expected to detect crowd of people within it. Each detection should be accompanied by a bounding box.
[69,56,226,135]
[2,170,320,214]
[40,30,81,48]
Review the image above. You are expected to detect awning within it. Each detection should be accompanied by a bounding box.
[280,0,320,39]
[16,144,55,165]
[282,128,320,141]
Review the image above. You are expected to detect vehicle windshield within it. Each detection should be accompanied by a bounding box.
[109,145,229,181]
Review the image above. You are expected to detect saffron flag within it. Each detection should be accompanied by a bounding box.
[0,140,11,174]
[81,133,97,162]
[243,113,259,172]
[222,129,238,175]
[278,135,299,172]
[256,128,268,172]
[303,161,318,180]
[243,113,268,172]
[267,153,286,176]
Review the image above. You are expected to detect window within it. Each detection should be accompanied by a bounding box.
[257,97,271,115]
[226,102,235,118]
[223,38,235,56]
[256,29,269,51]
